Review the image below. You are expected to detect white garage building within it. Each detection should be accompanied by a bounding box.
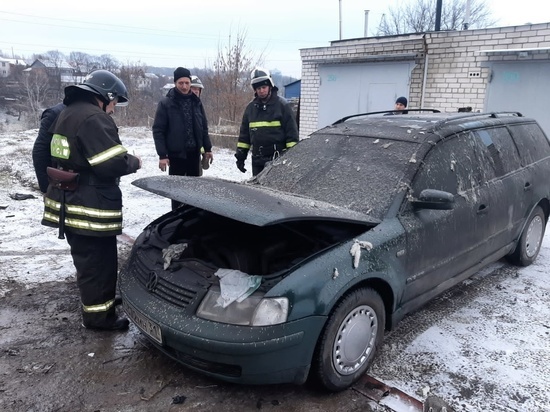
[299,22,550,138]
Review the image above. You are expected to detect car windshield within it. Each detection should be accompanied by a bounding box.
[255,131,420,220]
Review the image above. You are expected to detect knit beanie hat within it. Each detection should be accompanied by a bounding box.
[395,96,408,107]
[174,67,191,82]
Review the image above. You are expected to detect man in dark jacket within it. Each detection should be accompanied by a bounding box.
[42,70,141,331]
[235,67,299,176]
[152,67,213,210]
[32,103,65,193]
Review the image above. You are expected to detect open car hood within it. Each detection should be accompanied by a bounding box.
[132,176,379,227]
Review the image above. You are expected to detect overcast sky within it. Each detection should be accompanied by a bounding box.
[1,0,548,78]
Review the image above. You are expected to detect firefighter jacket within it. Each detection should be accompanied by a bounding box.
[41,101,140,237]
[152,87,212,159]
[32,103,65,193]
[237,87,299,160]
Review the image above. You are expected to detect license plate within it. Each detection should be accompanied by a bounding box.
[123,301,163,345]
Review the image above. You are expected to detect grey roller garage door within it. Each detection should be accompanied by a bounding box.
[317,62,414,128]
[486,61,550,135]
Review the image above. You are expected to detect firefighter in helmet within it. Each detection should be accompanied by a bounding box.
[190,75,204,98]
[42,69,141,331]
[235,67,299,176]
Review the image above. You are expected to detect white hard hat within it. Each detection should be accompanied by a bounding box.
[250,67,274,89]
[190,75,204,89]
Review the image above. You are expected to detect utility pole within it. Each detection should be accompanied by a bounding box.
[435,0,442,31]
[463,0,471,30]
[339,0,343,40]
[364,10,370,37]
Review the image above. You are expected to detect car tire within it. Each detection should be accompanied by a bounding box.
[507,205,546,267]
[311,288,385,392]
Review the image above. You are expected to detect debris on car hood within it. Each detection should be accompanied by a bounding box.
[162,243,188,270]
[215,268,262,308]
[132,176,379,226]
[350,239,374,268]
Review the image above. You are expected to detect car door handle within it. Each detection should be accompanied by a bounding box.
[477,204,489,214]
[524,182,532,191]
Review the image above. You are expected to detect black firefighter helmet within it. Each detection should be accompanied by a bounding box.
[64,69,129,107]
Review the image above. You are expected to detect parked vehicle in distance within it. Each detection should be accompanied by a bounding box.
[119,111,550,391]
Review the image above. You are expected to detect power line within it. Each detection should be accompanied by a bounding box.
[0,10,309,45]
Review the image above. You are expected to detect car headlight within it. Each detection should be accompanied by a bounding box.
[196,287,289,326]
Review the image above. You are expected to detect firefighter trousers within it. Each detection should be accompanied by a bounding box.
[65,231,118,325]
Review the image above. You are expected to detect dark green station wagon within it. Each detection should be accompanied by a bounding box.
[119,111,550,391]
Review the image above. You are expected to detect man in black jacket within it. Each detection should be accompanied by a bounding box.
[152,67,213,210]
[235,67,299,176]
[32,103,65,193]
[42,70,141,331]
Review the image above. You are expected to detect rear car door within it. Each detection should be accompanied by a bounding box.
[471,126,524,251]
[507,122,550,228]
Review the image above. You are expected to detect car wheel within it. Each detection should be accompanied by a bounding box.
[507,205,546,266]
[312,288,385,392]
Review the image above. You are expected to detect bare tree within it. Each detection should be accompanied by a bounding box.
[203,28,264,127]
[69,51,92,75]
[21,69,50,127]
[377,0,496,35]
[97,55,120,72]
[117,63,158,127]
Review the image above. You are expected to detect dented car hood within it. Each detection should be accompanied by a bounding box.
[132,175,378,226]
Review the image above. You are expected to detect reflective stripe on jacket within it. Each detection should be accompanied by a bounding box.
[42,100,140,237]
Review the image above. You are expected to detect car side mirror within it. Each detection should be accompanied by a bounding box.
[411,189,454,210]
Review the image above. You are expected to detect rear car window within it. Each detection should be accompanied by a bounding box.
[473,127,521,177]
[508,123,550,164]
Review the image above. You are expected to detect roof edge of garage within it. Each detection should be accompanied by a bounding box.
[478,47,550,55]
[305,52,419,65]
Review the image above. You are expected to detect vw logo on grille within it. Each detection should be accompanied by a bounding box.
[146,271,158,292]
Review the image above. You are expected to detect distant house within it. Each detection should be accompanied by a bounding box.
[135,72,158,90]
[0,57,26,78]
[27,58,83,85]
[284,80,301,99]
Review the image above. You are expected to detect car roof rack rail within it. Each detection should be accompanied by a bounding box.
[332,110,525,126]
[333,109,441,125]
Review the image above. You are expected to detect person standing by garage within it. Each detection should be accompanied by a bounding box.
[393,96,408,114]
[42,70,141,331]
[235,67,299,176]
[152,67,213,209]
[32,102,65,194]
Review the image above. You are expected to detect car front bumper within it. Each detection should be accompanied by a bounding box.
[120,269,326,385]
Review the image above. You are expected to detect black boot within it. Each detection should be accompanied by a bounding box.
[82,311,129,331]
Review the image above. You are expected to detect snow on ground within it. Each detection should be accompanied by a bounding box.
[1,125,549,411]
[0,126,251,286]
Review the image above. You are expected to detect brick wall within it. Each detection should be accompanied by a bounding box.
[299,23,550,139]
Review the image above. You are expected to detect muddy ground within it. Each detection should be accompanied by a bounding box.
[2,243,548,411]
[0,250,535,412]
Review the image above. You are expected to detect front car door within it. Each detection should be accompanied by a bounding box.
[398,132,498,310]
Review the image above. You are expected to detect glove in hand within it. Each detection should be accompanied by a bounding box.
[234,149,248,173]
[235,150,247,161]
[236,159,247,173]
